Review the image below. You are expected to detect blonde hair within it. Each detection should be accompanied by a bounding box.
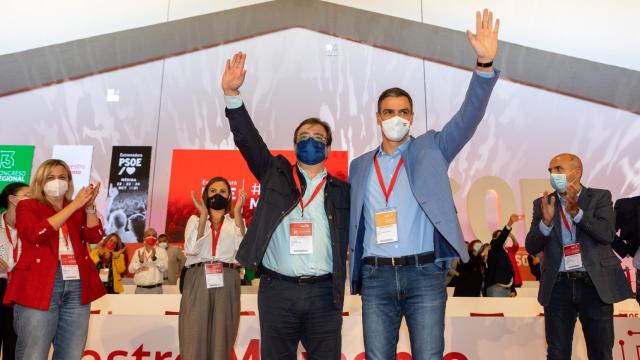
[30,159,74,203]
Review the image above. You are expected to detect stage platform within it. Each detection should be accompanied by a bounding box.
[83,284,640,360]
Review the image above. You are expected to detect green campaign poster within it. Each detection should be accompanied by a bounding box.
[0,145,35,195]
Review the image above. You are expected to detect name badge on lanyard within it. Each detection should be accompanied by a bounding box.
[290,219,313,254]
[375,208,399,244]
[373,155,404,245]
[560,203,582,270]
[290,167,326,255]
[99,268,109,283]
[205,263,224,288]
[59,224,80,280]
[60,254,80,280]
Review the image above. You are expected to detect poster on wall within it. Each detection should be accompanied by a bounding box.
[52,145,94,197]
[104,146,152,243]
[0,145,35,196]
[165,149,348,242]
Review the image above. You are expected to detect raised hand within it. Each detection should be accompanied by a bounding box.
[138,250,146,263]
[507,213,523,228]
[221,52,247,96]
[466,9,500,64]
[541,191,556,227]
[191,190,208,218]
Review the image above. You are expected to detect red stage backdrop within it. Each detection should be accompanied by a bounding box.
[165,149,349,242]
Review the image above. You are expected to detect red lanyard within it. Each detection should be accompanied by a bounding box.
[373,155,404,206]
[61,223,71,250]
[210,218,224,257]
[292,167,327,217]
[3,214,18,263]
[559,203,574,242]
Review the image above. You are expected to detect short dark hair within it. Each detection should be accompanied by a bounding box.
[293,118,333,146]
[377,87,413,113]
[0,182,29,210]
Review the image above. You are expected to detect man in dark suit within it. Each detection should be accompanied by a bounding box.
[611,196,640,304]
[525,153,632,360]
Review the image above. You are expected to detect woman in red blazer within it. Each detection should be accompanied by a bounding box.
[4,159,105,359]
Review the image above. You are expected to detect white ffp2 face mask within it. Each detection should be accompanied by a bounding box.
[381,116,411,141]
[44,179,68,197]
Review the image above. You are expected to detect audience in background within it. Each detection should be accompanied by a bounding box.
[128,228,168,294]
[505,232,523,288]
[454,240,486,297]
[159,233,186,285]
[485,214,523,297]
[90,233,127,294]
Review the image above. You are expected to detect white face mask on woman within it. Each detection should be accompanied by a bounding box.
[44,179,68,197]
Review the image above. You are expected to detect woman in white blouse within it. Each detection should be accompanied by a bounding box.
[0,182,29,359]
[178,176,246,360]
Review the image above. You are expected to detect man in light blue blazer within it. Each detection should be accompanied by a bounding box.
[348,9,501,360]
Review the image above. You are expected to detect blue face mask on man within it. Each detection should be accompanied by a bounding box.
[295,138,327,165]
[550,173,567,193]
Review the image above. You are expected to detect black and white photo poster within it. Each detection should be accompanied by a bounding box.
[105,146,152,243]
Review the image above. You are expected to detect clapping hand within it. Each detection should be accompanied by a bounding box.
[87,182,101,207]
[541,191,556,227]
[191,190,208,219]
[565,184,580,217]
[71,186,93,210]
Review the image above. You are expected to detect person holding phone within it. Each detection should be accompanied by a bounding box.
[485,214,523,297]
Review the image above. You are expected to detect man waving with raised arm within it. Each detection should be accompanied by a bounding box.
[221,53,350,360]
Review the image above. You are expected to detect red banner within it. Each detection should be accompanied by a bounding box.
[165,149,348,242]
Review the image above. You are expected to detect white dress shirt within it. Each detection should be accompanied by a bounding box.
[184,214,243,267]
[128,246,168,286]
[0,213,21,279]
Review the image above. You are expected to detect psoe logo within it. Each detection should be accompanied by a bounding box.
[0,150,15,169]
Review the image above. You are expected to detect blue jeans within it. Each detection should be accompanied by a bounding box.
[361,262,446,360]
[544,277,614,360]
[14,265,90,360]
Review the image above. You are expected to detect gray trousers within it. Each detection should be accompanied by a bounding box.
[179,266,240,360]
